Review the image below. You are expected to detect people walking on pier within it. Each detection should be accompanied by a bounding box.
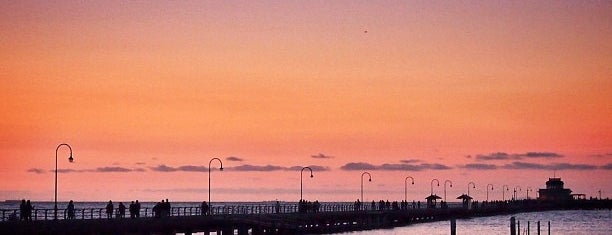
[66,200,75,219]
[25,200,33,221]
[201,201,209,215]
[105,201,113,219]
[118,202,126,218]
[153,201,161,218]
[371,200,375,211]
[129,201,135,218]
[135,200,141,218]
[19,199,26,221]
[275,200,280,214]
[164,199,171,216]
[354,199,361,211]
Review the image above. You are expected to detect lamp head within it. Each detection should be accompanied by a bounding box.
[450,184,453,187]
[310,174,313,178]
[68,155,74,163]
[219,167,224,171]
[411,182,414,185]
[437,183,440,186]
[368,178,371,182]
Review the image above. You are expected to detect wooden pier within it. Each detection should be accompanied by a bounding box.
[1,199,610,235]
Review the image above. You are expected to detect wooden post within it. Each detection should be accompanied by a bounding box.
[450,219,456,235]
[510,217,516,235]
[528,221,530,235]
[518,220,520,235]
[537,221,540,235]
[548,221,551,235]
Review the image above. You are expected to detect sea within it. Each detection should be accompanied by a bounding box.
[2,201,610,234]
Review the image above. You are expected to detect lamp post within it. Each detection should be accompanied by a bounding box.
[208,158,223,208]
[444,180,453,202]
[467,182,476,197]
[300,167,314,201]
[526,187,533,199]
[405,176,414,202]
[503,185,509,201]
[55,143,74,220]
[513,186,522,200]
[361,172,372,204]
[486,184,494,201]
[430,179,440,196]
[598,190,602,200]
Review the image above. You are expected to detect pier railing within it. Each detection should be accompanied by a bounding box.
[4,199,608,222]
[1,202,367,222]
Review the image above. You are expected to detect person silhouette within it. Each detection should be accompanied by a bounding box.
[118,202,126,218]
[135,200,141,218]
[201,201,209,215]
[105,200,114,219]
[25,200,33,221]
[19,199,26,221]
[129,201,135,218]
[66,200,75,219]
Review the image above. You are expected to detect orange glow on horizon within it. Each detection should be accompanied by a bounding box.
[0,1,610,202]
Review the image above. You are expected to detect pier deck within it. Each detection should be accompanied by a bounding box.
[1,199,610,235]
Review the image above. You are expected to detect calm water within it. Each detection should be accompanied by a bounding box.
[334,210,612,235]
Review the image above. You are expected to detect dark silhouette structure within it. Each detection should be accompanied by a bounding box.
[538,177,572,202]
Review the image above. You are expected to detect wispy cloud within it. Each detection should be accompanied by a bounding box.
[149,164,178,172]
[460,163,498,170]
[230,164,284,172]
[286,165,331,171]
[590,153,612,158]
[475,152,563,161]
[148,164,330,172]
[54,169,80,173]
[340,162,451,171]
[311,153,334,159]
[600,163,612,170]
[400,159,421,164]
[226,156,244,162]
[27,168,45,174]
[177,165,208,172]
[92,167,135,172]
[340,162,376,170]
[501,162,596,170]
[475,152,515,161]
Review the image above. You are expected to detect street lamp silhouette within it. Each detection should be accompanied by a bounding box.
[55,143,74,220]
[361,172,372,205]
[526,187,532,199]
[467,182,476,197]
[208,158,223,209]
[300,167,314,201]
[502,185,510,201]
[430,179,440,196]
[405,176,414,202]
[486,184,494,201]
[444,180,453,202]
[513,186,522,200]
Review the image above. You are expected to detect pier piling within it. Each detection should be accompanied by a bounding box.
[510,217,516,235]
[450,218,456,235]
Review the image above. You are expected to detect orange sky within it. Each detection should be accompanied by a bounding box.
[1,1,611,202]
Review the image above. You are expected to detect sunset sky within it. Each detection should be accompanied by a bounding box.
[1,1,610,203]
